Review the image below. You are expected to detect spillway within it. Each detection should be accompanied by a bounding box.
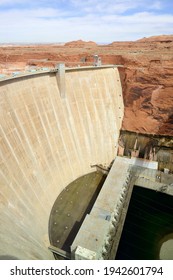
[0,66,124,259]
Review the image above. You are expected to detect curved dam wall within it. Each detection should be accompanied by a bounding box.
[0,66,124,259]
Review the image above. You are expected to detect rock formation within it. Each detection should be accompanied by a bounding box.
[64,39,97,48]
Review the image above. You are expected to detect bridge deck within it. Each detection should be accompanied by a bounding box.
[71,156,132,259]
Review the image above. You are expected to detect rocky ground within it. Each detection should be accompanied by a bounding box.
[0,35,173,136]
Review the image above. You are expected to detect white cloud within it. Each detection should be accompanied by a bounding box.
[69,0,166,14]
[0,1,173,42]
[0,0,157,15]
[150,1,162,10]
[70,0,140,14]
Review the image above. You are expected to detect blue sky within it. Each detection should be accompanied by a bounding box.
[0,0,173,43]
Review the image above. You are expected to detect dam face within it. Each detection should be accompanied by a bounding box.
[0,66,124,259]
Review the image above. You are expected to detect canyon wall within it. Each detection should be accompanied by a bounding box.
[121,53,173,136]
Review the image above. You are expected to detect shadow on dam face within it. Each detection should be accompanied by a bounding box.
[0,66,124,259]
[49,171,107,258]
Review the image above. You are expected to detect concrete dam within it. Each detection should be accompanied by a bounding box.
[0,65,124,259]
